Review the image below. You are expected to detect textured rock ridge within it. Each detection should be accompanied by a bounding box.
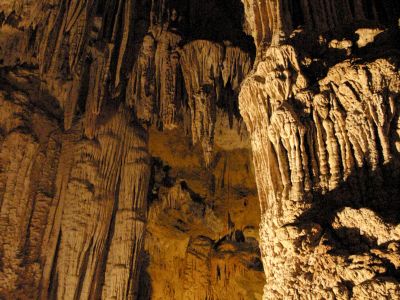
[239,3,400,298]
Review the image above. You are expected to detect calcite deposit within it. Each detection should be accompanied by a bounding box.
[0,0,399,299]
[239,1,400,299]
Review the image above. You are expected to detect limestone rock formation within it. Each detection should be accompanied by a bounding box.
[0,1,258,299]
[0,68,151,299]
[241,0,400,47]
[1,0,400,299]
[239,1,400,298]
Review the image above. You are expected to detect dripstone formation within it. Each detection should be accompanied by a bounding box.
[240,1,400,299]
[0,0,399,299]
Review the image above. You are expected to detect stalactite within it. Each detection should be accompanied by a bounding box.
[222,44,253,93]
[154,27,182,129]
[179,40,223,167]
[83,42,114,139]
[126,34,156,123]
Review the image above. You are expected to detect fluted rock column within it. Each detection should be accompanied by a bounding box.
[40,105,151,300]
[0,85,62,299]
[239,44,400,298]
[101,110,151,299]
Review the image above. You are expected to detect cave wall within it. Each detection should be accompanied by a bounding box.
[0,0,260,299]
[0,0,400,299]
[238,0,400,299]
[141,126,264,300]
[0,68,152,299]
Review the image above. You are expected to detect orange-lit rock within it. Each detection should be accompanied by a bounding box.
[1,0,400,299]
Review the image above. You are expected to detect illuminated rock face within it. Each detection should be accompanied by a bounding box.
[1,0,400,299]
[240,44,400,299]
[238,1,400,299]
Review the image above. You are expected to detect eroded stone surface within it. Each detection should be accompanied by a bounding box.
[1,0,400,299]
[239,23,400,300]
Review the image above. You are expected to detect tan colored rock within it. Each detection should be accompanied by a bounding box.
[126,35,156,123]
[0,68,151,299]
[333,208,400,245]
[179,40,223,167]
[1,1,400,299]
[355,28,385,48]
[239,41,400,299]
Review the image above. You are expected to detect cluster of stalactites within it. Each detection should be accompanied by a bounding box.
[126,24,184,129]
[126,34,157,123]
[0,0,145,136]
[241,0,400,47]
[179,40,253,167]
[124,0,185,129]
[222,43,253,93]
[0,0,253,167]
[240,44,400,224]
[179,40,223,166]
[127,31,252,166]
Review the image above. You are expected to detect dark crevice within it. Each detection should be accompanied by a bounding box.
[289,0,305,29]
[90,162,122,299]
[47,230,62,299]
[74,237,94,300]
